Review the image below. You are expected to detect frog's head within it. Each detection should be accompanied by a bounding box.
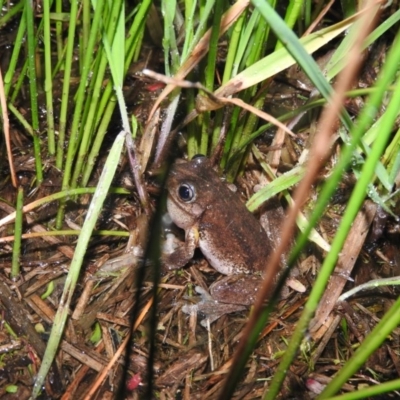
[166,156,218,230]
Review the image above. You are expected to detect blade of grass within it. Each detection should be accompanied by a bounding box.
[65,0,105,173]
[197,0,224,156]
[0,187,129,228]
[31,130,126,399]
[55,0,63,62]
[275,0,303,50]
[247,165,305,210]
[214,10,355,100]
[7,11,48,103]
[82,0,91,63]
[56,0,78,168]
[210,9,249,154]
[25,0,43,184]
[223,8,270,176]
[56,0,106,227]
[162,0,179,75]
[339,276,400,302]
[81,0,151,186]
[96,0,129,131]
[43,0,56,155]
[184,0,216,61]
[0,230,129,244]
[99,1,152,212]
[181,0,196,59]
[326,377,400,400]
[148,0,250,122]
[208,10,359,173]
[327,8,400,81]
[4,7,26,98]
[0,2,24,27]
[71,0,124,185]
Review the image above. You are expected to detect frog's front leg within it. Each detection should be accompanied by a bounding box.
[162,227,199,269]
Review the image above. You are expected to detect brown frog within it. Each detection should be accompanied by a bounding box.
[164,156,280,322]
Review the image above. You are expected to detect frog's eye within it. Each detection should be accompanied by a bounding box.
[178,183,195,202]
[192,154,205,160]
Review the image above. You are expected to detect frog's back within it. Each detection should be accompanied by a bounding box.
[198,176,272,275]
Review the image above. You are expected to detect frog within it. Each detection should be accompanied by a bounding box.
[164,156,284,324]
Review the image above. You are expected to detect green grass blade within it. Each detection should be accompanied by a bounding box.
[43,0,56,155]
[25,0,43,184]
[56,0,78,168]
[185,0,216,61]
[275,0,303,50]
[31,131,126,399]
[81,0,151,186]
[198,0,224,155]
[71,0,124,185]
[232,0,337,98]
[0,2,24,27]
[327,9,400,80]
[181,0,197,59]
[63,0,105,184]
[162,0,179,75]
[246,166,305,211]
[97,0,130,132]
[214,11,355,132]
[4,7,26,98]
[56,0,106,227]
[326,377,400,400]
[55,0,63,62]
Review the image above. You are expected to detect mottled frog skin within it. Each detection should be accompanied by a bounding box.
[165,156,274,307]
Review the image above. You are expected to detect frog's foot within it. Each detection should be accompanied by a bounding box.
[182,286,246,327]
[162,245,193,269]
[209,274,262,305]
[162,229,198,270]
